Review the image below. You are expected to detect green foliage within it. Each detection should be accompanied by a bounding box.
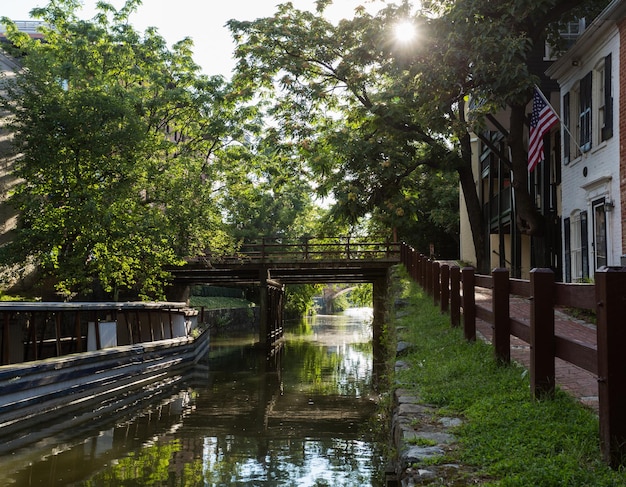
[83,438,205,486]
[393,275,625,485]
[285,283,323,317]
[348,283,373,308]
[229,0,608,269]
[0,1,253,299]
[229,2,462,250]
[189,295,254,310]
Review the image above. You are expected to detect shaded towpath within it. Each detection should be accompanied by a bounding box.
[472,287,599,412]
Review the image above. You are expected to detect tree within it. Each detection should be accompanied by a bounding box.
[227,2,479,266]
[427,0,607,238]
[228,0,607,272]
[0,0,248,299]
[220,130,324,243]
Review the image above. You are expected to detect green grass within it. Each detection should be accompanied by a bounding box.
[189,296,254,310]
[393,272,626,486]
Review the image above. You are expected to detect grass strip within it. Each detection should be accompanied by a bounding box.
[393,272,626,485]
[189,296,254,309]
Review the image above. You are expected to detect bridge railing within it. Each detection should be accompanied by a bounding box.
[235,236,401,262]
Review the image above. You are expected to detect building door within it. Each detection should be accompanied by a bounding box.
[592,198,607,270]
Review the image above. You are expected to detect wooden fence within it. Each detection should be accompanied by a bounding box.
[400,243,626,468]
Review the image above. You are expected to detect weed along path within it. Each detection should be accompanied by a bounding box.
[386,273,626,486]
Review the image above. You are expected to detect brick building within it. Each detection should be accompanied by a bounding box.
[547,0,626,281]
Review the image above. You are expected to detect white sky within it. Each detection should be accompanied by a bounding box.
[1,0,384,77]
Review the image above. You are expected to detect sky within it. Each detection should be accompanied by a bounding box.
[1,0,383,77]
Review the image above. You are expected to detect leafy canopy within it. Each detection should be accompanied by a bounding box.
[0,0,250,299]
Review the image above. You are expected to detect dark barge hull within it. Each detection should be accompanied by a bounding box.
[0,302,208,453]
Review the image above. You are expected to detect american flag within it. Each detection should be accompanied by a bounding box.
[528,87,559,172]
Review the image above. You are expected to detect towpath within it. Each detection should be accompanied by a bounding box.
[473,288,599,412]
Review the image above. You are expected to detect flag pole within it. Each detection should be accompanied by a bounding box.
[533,84,583,154]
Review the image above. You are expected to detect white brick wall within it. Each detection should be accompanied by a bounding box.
[555,27,622,278]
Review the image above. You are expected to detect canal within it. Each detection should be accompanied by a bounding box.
[0,308,386,486]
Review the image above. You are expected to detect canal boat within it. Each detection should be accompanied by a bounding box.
[0,301,207,450]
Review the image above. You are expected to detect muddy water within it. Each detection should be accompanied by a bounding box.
[0,308,385,486]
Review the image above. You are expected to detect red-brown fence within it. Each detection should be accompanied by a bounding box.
[400,243,626,468]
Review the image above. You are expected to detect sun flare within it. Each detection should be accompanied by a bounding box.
[393,20,417,43]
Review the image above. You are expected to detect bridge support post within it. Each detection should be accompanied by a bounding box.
[165,283,190,304]
[372,269,392,390]
[259,269,285,348]
[259,268,270,346]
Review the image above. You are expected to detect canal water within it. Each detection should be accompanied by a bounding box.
[0,308,386,486]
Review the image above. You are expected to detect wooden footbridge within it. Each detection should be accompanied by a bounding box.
[170,237,401,347]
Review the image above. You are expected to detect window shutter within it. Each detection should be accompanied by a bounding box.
[563,92,570,163]
[564,217,571,282]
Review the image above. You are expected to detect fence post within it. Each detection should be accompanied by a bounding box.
[433,261,441,307]
[492,268,510,364]
[440,264,450,314]
[425,258,433,296]
[530,268,555,399]
[595,267,626,468]
[450,266,460,327]
[461,267,476,342]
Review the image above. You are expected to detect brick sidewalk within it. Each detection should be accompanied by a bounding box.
[473,288,599,412]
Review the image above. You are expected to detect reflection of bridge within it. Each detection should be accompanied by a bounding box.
[170,237,401,349]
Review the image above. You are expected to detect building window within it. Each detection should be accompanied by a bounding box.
[570,213,582,280]
[544,19,586,60]
[581,210,589,280]
[568,210,589,282]
[564,55,612,162]
[598,53,613,142]
[593,199,607,270]
[564,85,583,161]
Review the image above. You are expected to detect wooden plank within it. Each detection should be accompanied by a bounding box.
[433,262,441,306]
[510,317,530,343]
[440,264,450,314]
[475,274,492,289]
[462,268,476,342]
[492,268,510,363]
[554,335,597,374]
[450,266,460,328]
[530,268,555,398]
[509,278,531,297]
[475,305,492,323]
[554,282,595,310]
[595,268,626,467]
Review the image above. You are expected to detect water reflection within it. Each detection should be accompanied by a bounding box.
[0,308,383,486]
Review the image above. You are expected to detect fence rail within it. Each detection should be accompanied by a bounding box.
[400,243,626,468]
[232,236,401,262]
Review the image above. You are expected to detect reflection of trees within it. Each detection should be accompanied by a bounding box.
[283,340,373,396]
[200,437,381,485]
[84,440,203,486]
[13,316,382,486]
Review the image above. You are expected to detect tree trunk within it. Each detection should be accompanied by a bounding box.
[508,103,545,236]
[457,129,488,273]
